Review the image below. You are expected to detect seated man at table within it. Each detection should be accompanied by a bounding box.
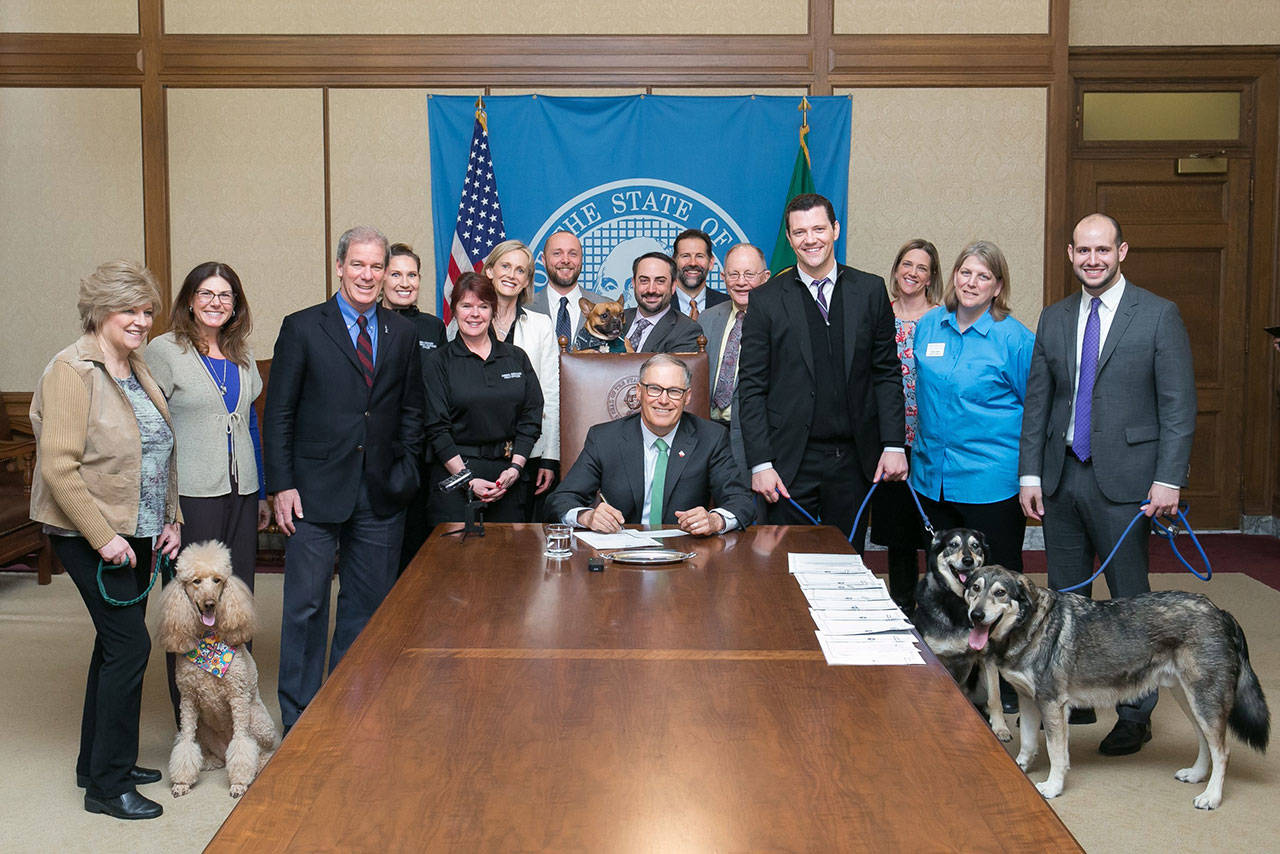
[547,354,755,535]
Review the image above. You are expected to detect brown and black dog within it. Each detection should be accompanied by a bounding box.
[572,297,633,353]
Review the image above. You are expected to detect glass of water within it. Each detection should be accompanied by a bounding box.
[544,523,572,558]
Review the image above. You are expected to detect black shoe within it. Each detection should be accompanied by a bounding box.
[1069,708,1097,725]
[77,765,162,789]
[1099,719,1152,756]
[83,789,163,820]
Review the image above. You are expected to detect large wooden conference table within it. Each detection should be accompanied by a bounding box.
[208,524,1079,852]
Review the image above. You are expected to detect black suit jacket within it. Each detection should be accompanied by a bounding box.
[264,297,425,522]
[623,307,705,353]
[545,413,755,527]
[736,264,904,484]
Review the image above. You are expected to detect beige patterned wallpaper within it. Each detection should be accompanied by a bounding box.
[0,89,144,390]
[329,89,449,312]
[835,0,1049,34]
[164,0,807,34]
[839,87,1047,328]
[1071,0,1280,45]
[167,89,327,363]
[0,0,136,33]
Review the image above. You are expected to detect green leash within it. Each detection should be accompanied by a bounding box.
[97,552,173,607]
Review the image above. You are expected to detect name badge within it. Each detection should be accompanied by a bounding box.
[502,371,523,379]
[925,342,945,357]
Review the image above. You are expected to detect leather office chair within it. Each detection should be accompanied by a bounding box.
[557,337,709,477]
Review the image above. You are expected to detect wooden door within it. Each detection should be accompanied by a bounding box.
[1070,158,1251,528]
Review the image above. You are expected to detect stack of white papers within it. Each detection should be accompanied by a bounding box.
[789,552,924,666]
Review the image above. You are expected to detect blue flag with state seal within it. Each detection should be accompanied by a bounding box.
[427,94,851,313]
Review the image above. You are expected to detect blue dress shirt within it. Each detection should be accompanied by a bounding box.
[909,306,1034,504]
[335,292,378,363]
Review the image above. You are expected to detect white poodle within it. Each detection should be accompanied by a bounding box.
[156,540,279,798]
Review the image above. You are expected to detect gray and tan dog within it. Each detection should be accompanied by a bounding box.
[965,565,1269,809]
[911,528,1011,741]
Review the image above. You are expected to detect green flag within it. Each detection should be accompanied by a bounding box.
[769,123,815,273]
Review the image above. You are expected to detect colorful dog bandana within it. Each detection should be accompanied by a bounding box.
[185,632,236,678]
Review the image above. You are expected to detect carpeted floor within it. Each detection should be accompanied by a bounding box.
[1,539,1278,853]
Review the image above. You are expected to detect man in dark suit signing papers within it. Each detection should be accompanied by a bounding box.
[737,193,907,542]
[264,225,425,730]
[547,354,755,534]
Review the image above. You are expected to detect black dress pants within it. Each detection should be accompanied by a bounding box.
[765,440,870,547]
[54,534,154,799]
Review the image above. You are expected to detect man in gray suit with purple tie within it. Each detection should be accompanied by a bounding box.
[1019,212,1197,756]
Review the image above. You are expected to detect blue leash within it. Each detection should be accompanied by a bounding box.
[781,486,1212,587]
[1056,502,1212,592]
[780,479,936,544]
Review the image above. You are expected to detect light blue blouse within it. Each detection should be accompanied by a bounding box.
[909,306,1034,504]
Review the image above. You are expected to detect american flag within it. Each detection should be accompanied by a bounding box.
[443,107,506,322]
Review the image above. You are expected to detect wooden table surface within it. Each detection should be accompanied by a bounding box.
[207,525,1079,852]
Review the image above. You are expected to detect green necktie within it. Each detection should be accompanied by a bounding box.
[648,437,669,527]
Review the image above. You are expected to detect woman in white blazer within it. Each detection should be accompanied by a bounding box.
[449,240,560,519]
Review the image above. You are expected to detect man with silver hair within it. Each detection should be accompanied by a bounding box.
[546,354,754,534]
[264,225,425,731]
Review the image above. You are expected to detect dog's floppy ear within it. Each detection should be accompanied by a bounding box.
[976,530,991,562]
[930,529,945,553]
[215,576,257,649]
[156,576,202,654]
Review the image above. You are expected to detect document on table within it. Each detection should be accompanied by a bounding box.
[788,553,867,574]
[810,609,913,635]
[802,584,896,610]
[793,572,885,590]
[816,632,925,665]
[573,531,660,549]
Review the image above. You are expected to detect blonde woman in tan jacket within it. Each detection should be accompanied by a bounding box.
[30,260,181,821]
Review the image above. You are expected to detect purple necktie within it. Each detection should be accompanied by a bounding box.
[712,309,744,410]
[813,277,830,322]
[356,315,374,387]
[1073,297,1101,461]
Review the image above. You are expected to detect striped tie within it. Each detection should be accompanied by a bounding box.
[356,315,374,387]
[814,278,830,323]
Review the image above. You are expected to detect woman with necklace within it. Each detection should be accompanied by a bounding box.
[145,261,267,720]
[869,239,942,615]
[447,239,559,521]
[30,260,181,819]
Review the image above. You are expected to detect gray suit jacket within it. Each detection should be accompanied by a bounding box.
[529,286,608,343]
[1019,280,1196,503]
[699,301,734,366]
[545,412,755,528]
[623,307,705,353]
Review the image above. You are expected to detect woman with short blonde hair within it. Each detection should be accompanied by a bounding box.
[31,259,181,820]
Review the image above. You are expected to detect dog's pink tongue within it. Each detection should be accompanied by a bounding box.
[201,610,215,627]
[968,624,990,651]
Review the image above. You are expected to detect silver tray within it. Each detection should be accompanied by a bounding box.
[600,548,697,565]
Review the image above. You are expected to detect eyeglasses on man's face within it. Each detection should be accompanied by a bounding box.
[724,270,764,282]
[639,383,689,402]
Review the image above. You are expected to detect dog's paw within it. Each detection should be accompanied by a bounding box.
[202,757,225,771]
[992,723,1012,743]
[229,784,247,799]
[1016,751,1037,771]
[1175,766,1207,784]
[171,783,191,798]
[1036,780,1064,799]
[1193,790,1222,810]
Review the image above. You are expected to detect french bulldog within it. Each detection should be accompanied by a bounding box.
[572,297,633,353]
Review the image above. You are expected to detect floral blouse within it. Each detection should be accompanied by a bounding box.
[893,313,921,447]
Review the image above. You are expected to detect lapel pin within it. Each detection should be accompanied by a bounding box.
[678,450,685,458]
